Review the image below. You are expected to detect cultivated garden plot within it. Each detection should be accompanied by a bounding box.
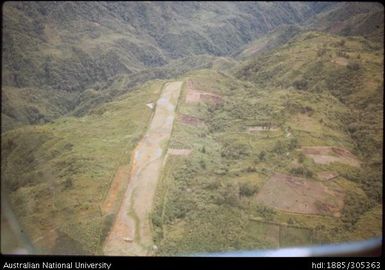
[185,80,223,105]
[301,146,360,167]
[255,173,345,217]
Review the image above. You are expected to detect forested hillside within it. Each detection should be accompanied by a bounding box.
[1,2,382,255]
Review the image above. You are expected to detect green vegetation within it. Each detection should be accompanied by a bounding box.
[151,29,382,255]
[3,2,337,132]
[1,80,163,254]
[1,2,382,256]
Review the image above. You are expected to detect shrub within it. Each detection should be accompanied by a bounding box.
[100,213,115,242]
[221,142,250,160]
[347,62,360,71]
[341,192,372,229]
[258,151,266,161]
[338,40,346,47]
[63,178,73,189]
[205,178,221,190]
[217,183,240,207]
[254,205,276,220]
[288,138,298,150]
[199,159,207,169]
[293,79,308,91]
[273,140,286,154]
[165,194,195,222]
[239,182,259,197]
[317,48,327,57]
[151,213,162,228]
[290,167,313,178]
[245,166,257,173]
[301,106,314,115]
[360,167,382,204]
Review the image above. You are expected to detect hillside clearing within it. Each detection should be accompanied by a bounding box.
[255,173,345,217]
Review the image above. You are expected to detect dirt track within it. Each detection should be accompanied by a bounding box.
[103,81,183,256]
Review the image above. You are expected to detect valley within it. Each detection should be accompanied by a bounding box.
[1,2,383,256]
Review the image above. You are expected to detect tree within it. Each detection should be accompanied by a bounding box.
[239,182,259,197]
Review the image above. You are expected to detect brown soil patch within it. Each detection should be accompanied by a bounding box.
[332,57,349,66]
[168,149,192,156]
[101,165,131,215]
[318,172,339,181]
[255,173,344,217]
[179,114,203,126]
[199,93,223,104]
[185,80,222,105]
[301,146,360,167]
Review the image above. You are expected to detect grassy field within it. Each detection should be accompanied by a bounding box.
[1,79,164,254]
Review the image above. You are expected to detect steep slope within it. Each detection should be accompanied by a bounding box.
[308,2,384,42]
[3,2,381,132]
[150,31,382,255]
[233,25,303,59]
[235,31,383,161]
[1,80,164,254]
[2,2,336,131]
[1,2,383,256]
[3,1,331,90]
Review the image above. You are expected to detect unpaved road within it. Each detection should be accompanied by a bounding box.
[103,81,183,256]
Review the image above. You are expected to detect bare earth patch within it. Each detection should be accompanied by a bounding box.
[255,173,344,217]
[101,165,131,215]
[179,114,203,126]
[301,146,360,167]
[185,80,222,105]
[332,57,349,66]
[167,148,192,156]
